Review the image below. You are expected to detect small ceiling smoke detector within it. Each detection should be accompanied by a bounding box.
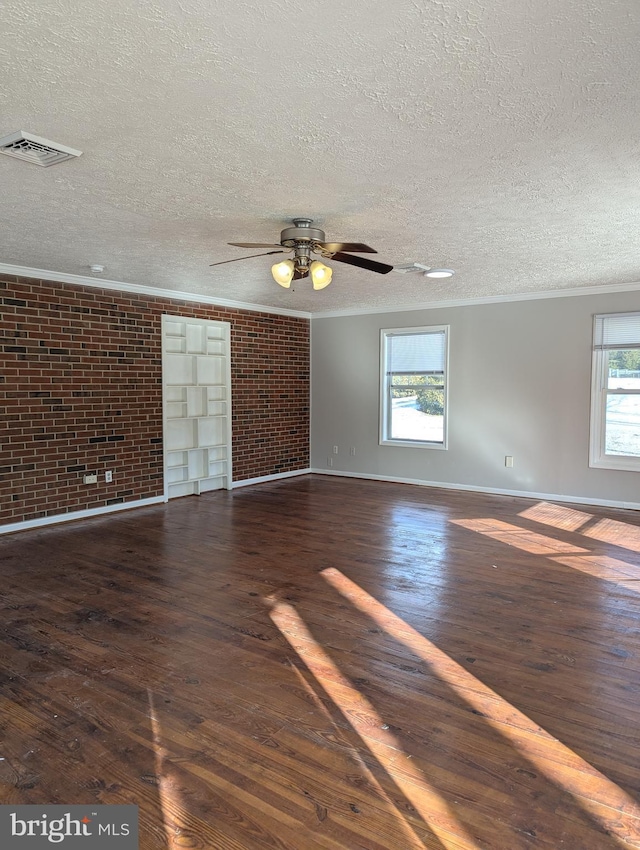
[89,264,105,274]
[0,131,82,167]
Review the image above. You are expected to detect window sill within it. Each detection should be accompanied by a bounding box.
[589,456,640,472]
[380,439,448,450]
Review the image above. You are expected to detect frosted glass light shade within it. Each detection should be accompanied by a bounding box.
[271,259,295,287]
[424,268,454,278]
[310,260,332,290]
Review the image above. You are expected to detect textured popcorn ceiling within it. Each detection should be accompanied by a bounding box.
[2,0,640,314]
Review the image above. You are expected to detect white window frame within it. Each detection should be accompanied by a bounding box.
[380,325,449,449]
[589,312,640,471]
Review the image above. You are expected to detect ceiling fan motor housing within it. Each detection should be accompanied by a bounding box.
[280,219,325,272]
[280,218,325,248]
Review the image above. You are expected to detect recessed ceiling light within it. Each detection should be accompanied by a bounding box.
[424,268,455,278]
[89,264,105,274]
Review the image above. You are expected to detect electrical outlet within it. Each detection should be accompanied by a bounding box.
[333,445,339,454]
[505,456,514,468]
[327,457,333,468]
[105,470,113,483]
[349,447,356,456]
[83,474,98,484]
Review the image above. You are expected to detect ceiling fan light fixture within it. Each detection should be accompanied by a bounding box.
[219,219,391,288]
[271,259,295,287]
[310,260,332,290]
[424,268,455,278]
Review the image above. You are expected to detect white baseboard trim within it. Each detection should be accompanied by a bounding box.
[0,495,168,536]
[310,468,640,511]
[5,470,636,536]
[232,468,312,489]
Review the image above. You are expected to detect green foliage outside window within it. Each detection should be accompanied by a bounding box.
[609,350,640,372]
[391,374,445,415]
[415,376,444,415]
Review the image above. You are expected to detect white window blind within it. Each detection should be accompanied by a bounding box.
[387,331,446,373]
[594,312,640,350]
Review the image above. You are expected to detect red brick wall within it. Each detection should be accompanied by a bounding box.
[0,274,309,526]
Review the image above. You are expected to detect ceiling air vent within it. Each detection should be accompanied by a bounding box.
[0,131,82,167]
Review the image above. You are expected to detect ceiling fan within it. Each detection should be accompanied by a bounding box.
[209,218,394,290]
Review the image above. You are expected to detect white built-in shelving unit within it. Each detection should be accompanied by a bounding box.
[161,315,232,499]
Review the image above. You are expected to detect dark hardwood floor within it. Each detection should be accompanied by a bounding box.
[1,475,640,849]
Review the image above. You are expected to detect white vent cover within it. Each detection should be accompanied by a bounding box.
[0,131,82,167]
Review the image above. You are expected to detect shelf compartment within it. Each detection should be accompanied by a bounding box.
[164,320,185,337]
[164,353,196,386]
[188,449,208,481]
[167,466,189,484]
[168,480,198,498]
[164,337,186,354]
[186,324,207,354]
[207,386,226,402]
[166,386,186,402]
[208,446,227,463]
[198,417,226,448]
[199,477,226,493]
[196,356,224,386]
[165,418,198,451]
[167,451,188,469]
[208,460,228,478]
[187,387,208,418]
[207,326,225,341]
[207,400,227,416]
[166,401,187,419]
[206,339,226,355]
[166,386,188,419]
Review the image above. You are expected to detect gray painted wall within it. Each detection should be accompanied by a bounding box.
[311,289,640,506]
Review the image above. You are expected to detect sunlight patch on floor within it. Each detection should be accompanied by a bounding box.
[450,518,590,555]
[518,501,594,532]
[582,517,640,554]
[147,689,189,847]
[457,506,639,587]
[551,553,640,584]
[519,502,640,559]
[288,663,446,850]
[267,597,475,850]
[320,568,640,843]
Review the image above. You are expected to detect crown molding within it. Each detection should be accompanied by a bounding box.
[0,262,312,319]
[3,261,638,321]
[311,280,640,319]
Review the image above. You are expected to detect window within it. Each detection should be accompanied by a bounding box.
[380,325,449,448]
[590,312,640,470]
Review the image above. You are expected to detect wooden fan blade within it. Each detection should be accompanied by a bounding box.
[331,253,394,274]
[210,250,285,267]
[318,242,377,253]
[293,268,309,280]
[228,242,284,248]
